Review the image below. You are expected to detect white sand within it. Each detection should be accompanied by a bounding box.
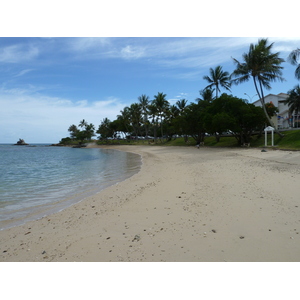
[1,145,300,262]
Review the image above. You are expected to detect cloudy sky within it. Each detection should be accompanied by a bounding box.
[1,0,299,143]
[1,37,299,143]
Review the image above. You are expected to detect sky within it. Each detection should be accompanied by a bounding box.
[1,1,299,144]
[1,37,300,143]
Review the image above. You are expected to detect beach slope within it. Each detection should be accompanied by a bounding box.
[1,145,300,262]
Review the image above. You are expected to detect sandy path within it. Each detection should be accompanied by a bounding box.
[1,145,300,262]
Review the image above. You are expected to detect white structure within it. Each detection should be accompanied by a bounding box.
[264,126,275,146]
[252,93,294,129]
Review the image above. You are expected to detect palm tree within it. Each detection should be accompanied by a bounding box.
[152,92,169,140]
[85,123,95,140]
[128,103,143,138]
[284,84,300,128]
[148,104,158,141]
[196,88,215,103]
[138,94,150,138]
[288,48,300,80]
[231,38,285,137]
[97,118,112,140]
[203,65,231,98]
[68,124,78,139]
[176,99,188,113]
[79,119,88,128]
[175,99,188,140]
[117,107,132,139]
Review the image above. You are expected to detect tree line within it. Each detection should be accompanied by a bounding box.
[60,39,300,146]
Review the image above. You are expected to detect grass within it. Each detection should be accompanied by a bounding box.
[259,129,300,150]
[94,129,300,150]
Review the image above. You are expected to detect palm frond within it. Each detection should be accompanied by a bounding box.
[288,48,300,65]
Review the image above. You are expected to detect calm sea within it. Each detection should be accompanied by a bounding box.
[0,144,141,230]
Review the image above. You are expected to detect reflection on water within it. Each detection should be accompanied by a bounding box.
[0,145,141,230]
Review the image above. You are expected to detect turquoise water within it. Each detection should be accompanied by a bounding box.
[0,144,141,230]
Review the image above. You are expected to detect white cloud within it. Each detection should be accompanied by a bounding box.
[0,44,39,63]
[14,69,35,77]
[75,100,88,107]
[0,88,125,143]
[67,37,111,52]
[120,45,146,59]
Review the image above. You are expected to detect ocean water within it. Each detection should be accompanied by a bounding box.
[0,144,141,230]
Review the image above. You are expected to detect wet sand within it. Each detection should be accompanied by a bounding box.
[1,145,300,262]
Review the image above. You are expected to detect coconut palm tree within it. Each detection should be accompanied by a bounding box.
[138,94,150,138]
[231,38,285,137]
[176,99,188,113]
[174,99,188,140]
[128,103,143,138]
[97,118,112,140]
[117,106,131,135]
[152,92,169,140]
[68,124,78,139]
[84,123,95,140]
[79,119,88,128]
[203,65,231,98]
[196,88,215,103]
[288,48,300,80]
[148,103,158,141]
[284,84,300,128]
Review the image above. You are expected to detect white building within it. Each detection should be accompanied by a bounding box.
[252,93,297,129]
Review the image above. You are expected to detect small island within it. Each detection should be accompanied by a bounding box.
[14,138,29,146]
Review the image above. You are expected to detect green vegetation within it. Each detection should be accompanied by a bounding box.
[58,39,300,150]
[204,130,300,150]
[94,129,300,151]
[59,119,95,146]
[231,38,285,137]
[288,48,300,80]
[203,65,231,98]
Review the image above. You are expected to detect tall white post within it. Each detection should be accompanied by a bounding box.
[265,130,267,146]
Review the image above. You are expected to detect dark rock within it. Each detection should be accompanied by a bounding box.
[14,138,29,146]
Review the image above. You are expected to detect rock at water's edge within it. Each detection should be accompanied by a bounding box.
[14,138,29,145]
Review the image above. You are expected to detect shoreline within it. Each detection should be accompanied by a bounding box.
[0,146,142,231]
[1,145,300,261]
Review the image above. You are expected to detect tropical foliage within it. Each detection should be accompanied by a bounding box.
[59,39,300,147]
[284,84,300,128]
[66,119,95,144]
[288,48,300,80]
[203,65,231,98]
[61,92,267,146]
[231,38,285,136]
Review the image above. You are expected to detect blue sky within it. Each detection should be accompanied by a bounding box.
[1,37,300,143]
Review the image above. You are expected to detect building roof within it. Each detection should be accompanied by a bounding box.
[253,92,289,105]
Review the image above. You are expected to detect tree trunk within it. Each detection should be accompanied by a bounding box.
[254,78,284,138]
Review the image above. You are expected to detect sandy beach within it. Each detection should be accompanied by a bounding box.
[1,145,300,262]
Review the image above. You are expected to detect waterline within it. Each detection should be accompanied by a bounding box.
[0,145,141,230]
